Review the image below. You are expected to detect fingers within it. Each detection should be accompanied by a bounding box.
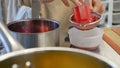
[89,0,93,11]
[61,0,70,7]
[98,4,104,14]
[94,3,104,14]
[70,0,82,6]
[61,0,83,7]
[91,0,104,14]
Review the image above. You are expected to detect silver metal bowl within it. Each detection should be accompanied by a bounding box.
[69,12,103,30]
[0,47,118,68]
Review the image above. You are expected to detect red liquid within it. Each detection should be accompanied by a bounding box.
[7,20,59,33]
[72,15,100,24]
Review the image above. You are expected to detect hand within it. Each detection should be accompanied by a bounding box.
[61,0,104,14]
[61,0,84,7]
[89,0,104,14]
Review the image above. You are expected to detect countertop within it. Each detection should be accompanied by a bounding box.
[93,41,120,67]
[95,26,120,67]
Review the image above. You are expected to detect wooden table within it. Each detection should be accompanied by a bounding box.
[103,27,120,54]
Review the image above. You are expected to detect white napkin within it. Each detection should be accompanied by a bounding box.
[6,0,18,23]
[6,0,31,23]
[15,6,31,21]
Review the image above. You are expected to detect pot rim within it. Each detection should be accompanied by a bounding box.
[69,12,103,26]
[7,18,60,34]
[0,47,118,68]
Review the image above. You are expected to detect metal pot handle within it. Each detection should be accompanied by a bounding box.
[0,21,24,53]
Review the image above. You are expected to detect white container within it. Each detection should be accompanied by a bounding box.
[68,27,104,50]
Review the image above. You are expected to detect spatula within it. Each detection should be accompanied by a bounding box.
[73,0,92,24]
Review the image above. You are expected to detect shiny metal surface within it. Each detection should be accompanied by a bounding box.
[32,0,74,46]
[0,21,24,53]
[32,0,41,19]
[0,47,118,68]
[7,19,60,48]
[69,12,102,30]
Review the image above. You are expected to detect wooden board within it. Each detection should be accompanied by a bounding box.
[111,26,120,36]
[103,28,120,54]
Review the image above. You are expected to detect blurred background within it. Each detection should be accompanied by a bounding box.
[0,0,120,54]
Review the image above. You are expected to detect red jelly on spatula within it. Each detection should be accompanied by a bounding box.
[73,0,92,24]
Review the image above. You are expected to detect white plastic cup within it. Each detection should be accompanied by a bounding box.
[68,27,104,50]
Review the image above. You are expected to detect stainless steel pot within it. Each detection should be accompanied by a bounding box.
[0,21,118,68]
[0,47,118,68]
[0,21,24,52]
[7,19,59,48]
